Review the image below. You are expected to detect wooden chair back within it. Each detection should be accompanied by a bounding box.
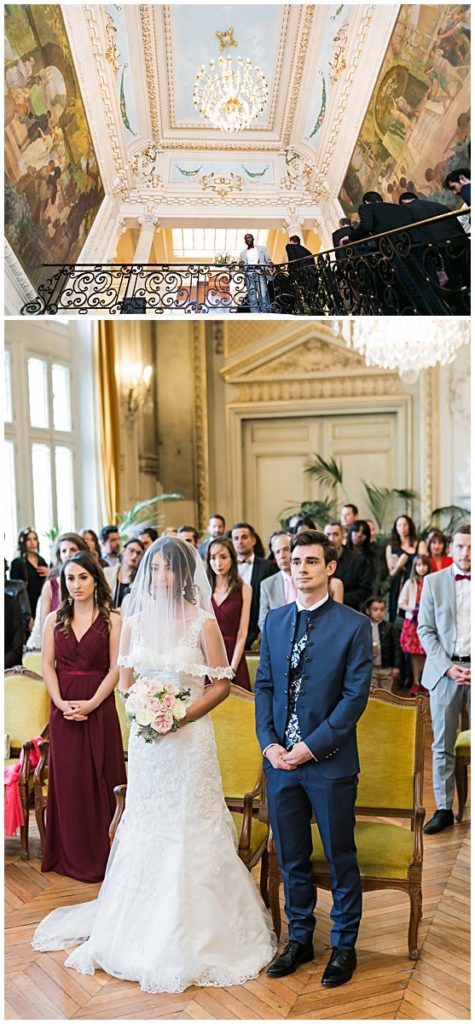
[4,668,50,753]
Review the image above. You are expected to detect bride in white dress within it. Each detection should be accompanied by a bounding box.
[32,537,276,993]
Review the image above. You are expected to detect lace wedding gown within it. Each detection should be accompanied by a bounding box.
[32,614,277,993]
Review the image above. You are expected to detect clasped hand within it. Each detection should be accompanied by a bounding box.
[60,699,94,721]
[447,665,471,686]
[267,741,314,770]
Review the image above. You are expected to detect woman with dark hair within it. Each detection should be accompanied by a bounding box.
[346,519,385,594]
[40,551,126,882]
[81,529,108,567]
[104,537,145,609]
[34,537,276,991]
[428,529,453,573]
[206,536,252,690]
[385,515,419,622]
[10,526,49,630]
[291,516,317,535]
[27,533,89,649]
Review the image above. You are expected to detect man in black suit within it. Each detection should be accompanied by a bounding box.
[285,236,319,312]
[332,218,354,258]
[351,191,414,242]
[398,192,466,244]
[231,522,278,648]
[324,523,371,610]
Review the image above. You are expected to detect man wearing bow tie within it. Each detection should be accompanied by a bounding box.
[418,524,471,834]
[255,530,372,987]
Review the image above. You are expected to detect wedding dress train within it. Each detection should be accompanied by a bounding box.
[32,622,276,993]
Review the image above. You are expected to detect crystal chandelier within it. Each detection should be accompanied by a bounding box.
[193,55,268,132]
[333,319,470,384]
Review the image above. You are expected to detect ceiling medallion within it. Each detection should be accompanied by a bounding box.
[193,50,269,132]
[200,172,244,198]
[216,27,238,52]
[333,319,470,383]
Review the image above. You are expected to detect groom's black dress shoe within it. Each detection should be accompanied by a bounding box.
[423,809,454,834]
[267,940,314,977]
[321,948,356,987]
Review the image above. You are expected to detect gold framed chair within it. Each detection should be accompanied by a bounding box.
[109,685,270,901]
[4,668,50,858]
[267,691,427,959]
[454,729,470,822]
[22,650,42,676]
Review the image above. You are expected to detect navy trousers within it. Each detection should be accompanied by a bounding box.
[266,761,361,948]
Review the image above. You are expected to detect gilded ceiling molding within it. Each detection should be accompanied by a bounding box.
[162,139,278,151]
[282,5,315,151]
[319,6,375,177]
[163,6,291,133]
[140,5,162,145]
[83,6,124,175]
[192,324,210,534]
[126,193,320,209]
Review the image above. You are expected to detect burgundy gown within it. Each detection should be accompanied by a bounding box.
[42,614,127,882]
[212,589,251,691]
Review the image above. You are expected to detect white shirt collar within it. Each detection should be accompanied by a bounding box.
[296,594,329,612]
[238,552,255,565]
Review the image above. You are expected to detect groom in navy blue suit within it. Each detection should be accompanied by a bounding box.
[255,530,372,986]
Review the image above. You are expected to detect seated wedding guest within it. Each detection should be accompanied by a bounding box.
[206,537,251,691]
[161,526,178,537]
[198,514,226,560]
[41,551,126,881]
[10,526,49,633]
[5,590,24,668]
[385,515,419,622]
[398,555,432,696]
[138,527,158,550]
[291,516,317,534]
[231,522,278,649]
[177,525,199,548]
[104,537,145,609]
[100,525,121,567]
[28,533,89,649]
[362,595,402,693]
[81,529,107,567]
[324,523,372,610]
[346,520,385,594]
[428,530,453,573]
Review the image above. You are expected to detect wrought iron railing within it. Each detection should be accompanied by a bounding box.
[21,209,470,316]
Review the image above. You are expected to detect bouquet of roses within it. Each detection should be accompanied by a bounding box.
[123,677,191,743]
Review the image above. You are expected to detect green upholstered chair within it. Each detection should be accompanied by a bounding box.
[245,655,260,692]
[109,685,270,903]
[454,729,470,822]
[5,668,50,858]
[267,690,427,959]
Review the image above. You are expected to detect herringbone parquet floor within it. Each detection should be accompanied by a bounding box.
[5,732,470,1021]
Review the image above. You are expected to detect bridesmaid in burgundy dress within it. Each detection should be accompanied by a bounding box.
[206,537,252,690]
[41,551,126,882]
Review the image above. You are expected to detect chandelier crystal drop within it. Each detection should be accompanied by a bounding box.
[193,55,269,132]
[333,319,470,383]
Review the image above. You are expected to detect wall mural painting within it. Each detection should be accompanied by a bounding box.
[4,4,104,287]
[339,4,470,214]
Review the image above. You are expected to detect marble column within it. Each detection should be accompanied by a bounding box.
[134,213,160,263]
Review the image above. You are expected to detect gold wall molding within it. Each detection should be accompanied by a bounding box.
[192,324,210,533]
[83,6,124,175]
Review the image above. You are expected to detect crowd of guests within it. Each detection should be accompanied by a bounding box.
[4,510,470,881]
[5,508,457,701]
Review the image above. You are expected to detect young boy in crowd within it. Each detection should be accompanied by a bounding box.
[362,595,403,692]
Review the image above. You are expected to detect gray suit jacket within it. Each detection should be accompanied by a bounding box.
[417,565,458,690]
[258,571,285,632]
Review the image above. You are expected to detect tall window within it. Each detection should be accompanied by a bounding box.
[27,356,76,544]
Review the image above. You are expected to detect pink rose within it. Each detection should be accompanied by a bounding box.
[154,712,174,734]
[163,694,175,709]
[165,683,178,696]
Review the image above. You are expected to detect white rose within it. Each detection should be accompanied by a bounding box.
[125,694,144,714]
[135,706,155,726]
[173,700,187,720]
[131,681,149,698]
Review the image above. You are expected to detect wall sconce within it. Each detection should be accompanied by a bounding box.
[123,361,153,422]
